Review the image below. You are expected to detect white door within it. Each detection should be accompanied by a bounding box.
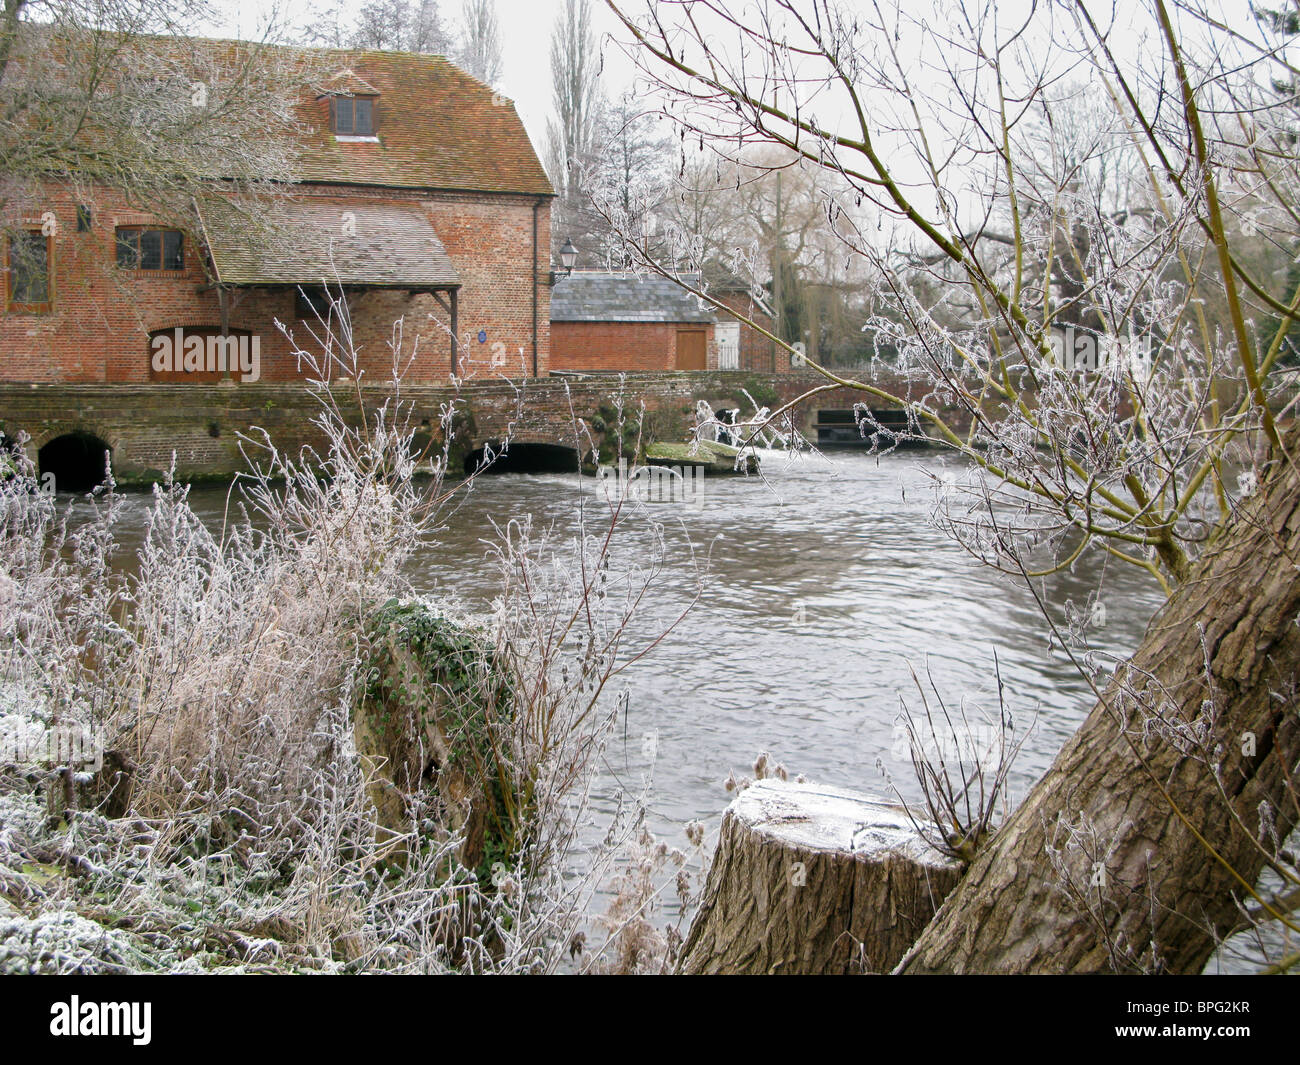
[716,321,741,369]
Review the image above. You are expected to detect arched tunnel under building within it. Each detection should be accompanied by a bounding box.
[38,431,111,493]
[464,441,579,476]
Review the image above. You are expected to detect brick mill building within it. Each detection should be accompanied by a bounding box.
[1,35,838,488]
[1,43,554,390]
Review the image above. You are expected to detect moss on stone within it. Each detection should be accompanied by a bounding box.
[355,600,517,882]
[644,439,759,475]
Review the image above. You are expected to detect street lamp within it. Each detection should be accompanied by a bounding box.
[559,237,578,275]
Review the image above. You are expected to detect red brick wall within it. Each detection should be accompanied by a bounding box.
[550,321,714,373]
[424,192,551,379]
[0,182,552,384]
[715,291,789,371]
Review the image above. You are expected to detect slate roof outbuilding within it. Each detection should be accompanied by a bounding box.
[550,272,715,323]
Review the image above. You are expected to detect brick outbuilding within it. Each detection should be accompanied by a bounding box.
[549,271,716,373]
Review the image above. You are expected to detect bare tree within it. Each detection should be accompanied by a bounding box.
[293,0,354,48]
[546,0,606,258]
[1,1,304,225]
[458,0,502,86]
[607,0,1300,973]
[647,147,877,359]
[350,0,454,54]
[582,90,673,266]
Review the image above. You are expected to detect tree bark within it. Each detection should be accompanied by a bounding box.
[678,780,961,974]
[898,440,1300,974]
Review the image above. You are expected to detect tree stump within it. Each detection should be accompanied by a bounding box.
[354,601,513,873]
[678,780,963,974]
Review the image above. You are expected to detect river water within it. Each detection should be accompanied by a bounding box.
[85,447,1278,972]
[405,447,1165,817]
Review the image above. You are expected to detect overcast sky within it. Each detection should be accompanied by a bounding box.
[208,0,642,163]
[195,0,1274,250]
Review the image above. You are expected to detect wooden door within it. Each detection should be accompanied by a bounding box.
[676,328,708,370]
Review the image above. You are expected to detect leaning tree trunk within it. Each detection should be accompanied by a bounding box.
[679,781,962,974]
[898,437,1300,974]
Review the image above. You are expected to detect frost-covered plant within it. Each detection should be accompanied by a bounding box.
[585,824,705,975]
[0,298,684,974]
[607,0,1300,595]
[885,659,1032,866]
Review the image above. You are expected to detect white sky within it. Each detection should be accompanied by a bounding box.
[196,0,1284,251]
[207,0,642,162]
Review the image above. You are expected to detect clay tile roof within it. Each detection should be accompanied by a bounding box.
[317,68,382,97]
[292,48,553,196]
[551,272,715,323]
[7,27,551,196]
[197,200,459,288]
[9,28,553,197]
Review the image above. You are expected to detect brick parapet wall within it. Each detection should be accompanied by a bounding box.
[0,369,966,483]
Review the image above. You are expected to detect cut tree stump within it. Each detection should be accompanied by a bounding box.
[678,780,963,974]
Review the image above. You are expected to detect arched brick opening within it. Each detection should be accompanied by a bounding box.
[464,440,579,475]
[38,431,111,492]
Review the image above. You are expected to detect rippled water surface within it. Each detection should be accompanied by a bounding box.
[93,447,1293,972]
[426,449,1167,813]
[104,448,1163,825]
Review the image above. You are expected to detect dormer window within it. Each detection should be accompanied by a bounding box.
[319,69,382,141]
[331,96,375,137]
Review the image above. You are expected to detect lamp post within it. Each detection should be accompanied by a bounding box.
[559,237,578,275]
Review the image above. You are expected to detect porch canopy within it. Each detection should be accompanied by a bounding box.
[196,199,464,369]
